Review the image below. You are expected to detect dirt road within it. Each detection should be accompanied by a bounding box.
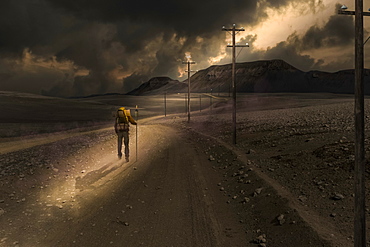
[0,123,248,247]
[0,117,335,247]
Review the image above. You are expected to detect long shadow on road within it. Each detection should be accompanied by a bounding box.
[75,161,124,191]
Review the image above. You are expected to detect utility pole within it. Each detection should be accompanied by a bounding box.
[200,94,202,112]
[135,105,138,162]
[185,93,187,114]
[210,88,213,112]
[182,59,196,123]
[164,92,167,117]
[222,24,249,145]
[338,5,370,247]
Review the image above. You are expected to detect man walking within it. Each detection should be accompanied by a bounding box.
[114,107,137,161]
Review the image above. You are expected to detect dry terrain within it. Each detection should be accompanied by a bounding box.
[0,92,369,246]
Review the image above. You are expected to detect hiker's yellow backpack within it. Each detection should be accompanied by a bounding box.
[117,107,129,131]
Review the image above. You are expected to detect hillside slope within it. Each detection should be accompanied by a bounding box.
[190,59,370,94]
[129,60,370,95]
[126,77,186,95]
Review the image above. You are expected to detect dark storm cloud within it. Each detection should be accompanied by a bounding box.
[0,0,64,55]
[46,0,283,33]
[298,15,354,50]
[260,18,355,72]
[234,4,355,72]
[263,41,322,71]
[41,22,126,97]
[44,0,286,61]
[0,0,355,97]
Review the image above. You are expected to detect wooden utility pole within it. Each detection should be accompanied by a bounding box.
[182,60,196,123]
[164,92,167,117]
[338,4,370,246]
[354,2,366,246]
[200,94,202,112]
[210,88,213,112]
[222,24,249,145]
[135,105,138,162]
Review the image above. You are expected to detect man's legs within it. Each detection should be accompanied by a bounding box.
[123,131,130,161]
[117,131,124,159]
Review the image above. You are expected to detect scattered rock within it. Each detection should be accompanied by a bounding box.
[0,208,5,216]
[331,193,345,200]
[253,188,263,197]
[254,234,267,244]
[276,214,285,225]
[209,155,215,161]
[242,197,250,204]
[298,195,307,202]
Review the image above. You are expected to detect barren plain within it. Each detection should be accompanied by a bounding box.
[0,92,369,246]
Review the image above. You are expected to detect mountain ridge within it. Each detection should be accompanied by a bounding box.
[127,59,370,95]
[126,77,186,96]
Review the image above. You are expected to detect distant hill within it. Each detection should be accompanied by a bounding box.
[126,77,186,95]
[128,59,370,95]
[190,59,302,93]
[69,92,126,99]
[189,59,370,94]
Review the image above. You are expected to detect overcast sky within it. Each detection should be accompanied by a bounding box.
[0,0,365,97]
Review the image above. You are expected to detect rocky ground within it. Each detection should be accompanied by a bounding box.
[164,94,370,246]
[0,93,369,246]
